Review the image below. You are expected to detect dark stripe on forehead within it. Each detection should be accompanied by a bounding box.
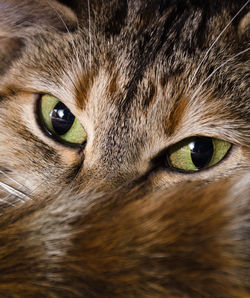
[74,71,95,110]
[165,95,187,136]
[0,84,19,99]
[107,71,120,98]
[115,4,191,112]
[78,0,128,39]
[141,81,157,108]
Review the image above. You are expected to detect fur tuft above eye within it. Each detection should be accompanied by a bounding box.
[38,94,87,146]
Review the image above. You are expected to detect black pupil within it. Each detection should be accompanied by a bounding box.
[190,137,214,169]
[51,102,75,135]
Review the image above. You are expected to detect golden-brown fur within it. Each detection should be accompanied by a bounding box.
[0,0,249,296]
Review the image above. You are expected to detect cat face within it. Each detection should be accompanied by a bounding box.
[0,0,249,296]
[0,0,249,205]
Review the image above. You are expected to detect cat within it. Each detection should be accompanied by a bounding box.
[0,0,249,296]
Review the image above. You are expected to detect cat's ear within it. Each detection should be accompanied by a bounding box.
[0,0,77,74]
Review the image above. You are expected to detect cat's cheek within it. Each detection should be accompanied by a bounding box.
[0,92,86,199]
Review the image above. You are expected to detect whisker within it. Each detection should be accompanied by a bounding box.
[44,1,85,109]
[87,0,92,67]
[0,178,52,212]
[0,181,27,201]
[46,0,71,34]
[0,198,16,207]
[45,0,81,67]
[0,170,28,192]
[190,47,250,101]
[189,0,250,87]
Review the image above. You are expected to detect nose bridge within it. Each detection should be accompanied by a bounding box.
[102,113,141,169]
[78,65,158,183]
[84,103,151,186]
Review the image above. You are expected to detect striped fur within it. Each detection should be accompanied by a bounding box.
[0,0,249,296]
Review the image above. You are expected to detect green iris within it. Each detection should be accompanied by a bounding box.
[39,94,87,145]
[168,137,231,172]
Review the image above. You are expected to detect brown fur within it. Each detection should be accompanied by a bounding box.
[0,0,249,296]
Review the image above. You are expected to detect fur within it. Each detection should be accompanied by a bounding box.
[0,0,249,296]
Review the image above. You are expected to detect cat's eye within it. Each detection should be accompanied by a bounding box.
[39,94,87,145]
[167,137,231,172]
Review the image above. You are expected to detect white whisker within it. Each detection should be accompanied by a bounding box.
[45,0,87,108]
[0,198,15,207]
[0,170,28,192]
[0,199,16,207]
[190,47,250,101]
[46,1,71,34]
[189,0,250,87]
[45,0,81,66]
[0,181,27,201]
[87,0,92,67]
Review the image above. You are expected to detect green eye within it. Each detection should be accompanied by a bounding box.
[167,137,231,172]
[39,94,87,145]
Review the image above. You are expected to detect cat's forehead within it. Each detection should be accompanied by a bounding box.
[24,4,246,87]
[1,0,249,150]
[0,0,249,192]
